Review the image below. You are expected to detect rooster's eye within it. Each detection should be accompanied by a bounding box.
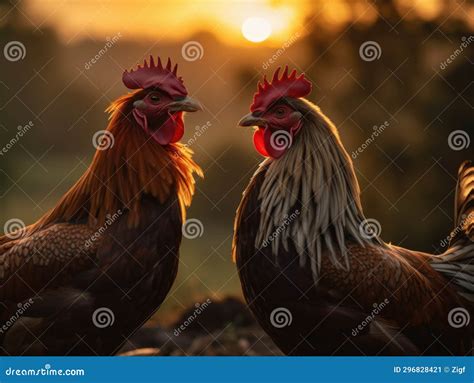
[149,94,161,103]
[274,107,286,118]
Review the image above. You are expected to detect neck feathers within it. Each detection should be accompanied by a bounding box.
[255,100,381,280]
[36,94,202,229]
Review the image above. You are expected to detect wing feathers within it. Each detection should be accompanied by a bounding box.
[0,223,98,302]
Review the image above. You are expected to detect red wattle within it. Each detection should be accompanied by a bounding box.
[150,113,184,145]
[133,109,184,145]
[150,114,174,145]
[253,128,269,157]
[170,113,184,143]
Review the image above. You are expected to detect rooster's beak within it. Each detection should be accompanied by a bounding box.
[238,113,267,127]
[168,96,202,113]
[133,100,147,110]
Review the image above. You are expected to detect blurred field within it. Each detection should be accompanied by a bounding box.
[1,0,473,324]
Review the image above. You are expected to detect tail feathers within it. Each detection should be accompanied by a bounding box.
[452,160,474,244]
[431,245,474,302]
[431,161,474,302]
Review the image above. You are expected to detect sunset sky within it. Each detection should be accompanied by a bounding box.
[26,0,306,44]
[23,0,464,46]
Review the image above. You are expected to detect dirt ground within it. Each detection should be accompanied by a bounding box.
[119,297,282,356]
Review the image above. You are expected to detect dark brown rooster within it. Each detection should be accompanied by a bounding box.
[0,56,202,355]
[233,67,473,355]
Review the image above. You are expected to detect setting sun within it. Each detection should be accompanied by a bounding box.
[25,0,304,45]
[241,17,272,43]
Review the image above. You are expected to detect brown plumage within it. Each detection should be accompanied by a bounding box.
[234,70,473,355]
[0,64,202,355]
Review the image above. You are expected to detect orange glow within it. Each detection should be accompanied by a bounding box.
[24,0,454,45]
[25,0,305,45]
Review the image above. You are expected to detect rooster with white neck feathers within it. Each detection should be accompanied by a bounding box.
[233,66,473,355]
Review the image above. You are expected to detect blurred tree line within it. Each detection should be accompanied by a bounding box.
[281,0,472,252]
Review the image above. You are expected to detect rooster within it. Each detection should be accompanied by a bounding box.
[233,66,473,355]
[0,56,203,355]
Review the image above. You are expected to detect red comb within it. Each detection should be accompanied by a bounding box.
[122,56,187,98]
[251,66,312,112]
